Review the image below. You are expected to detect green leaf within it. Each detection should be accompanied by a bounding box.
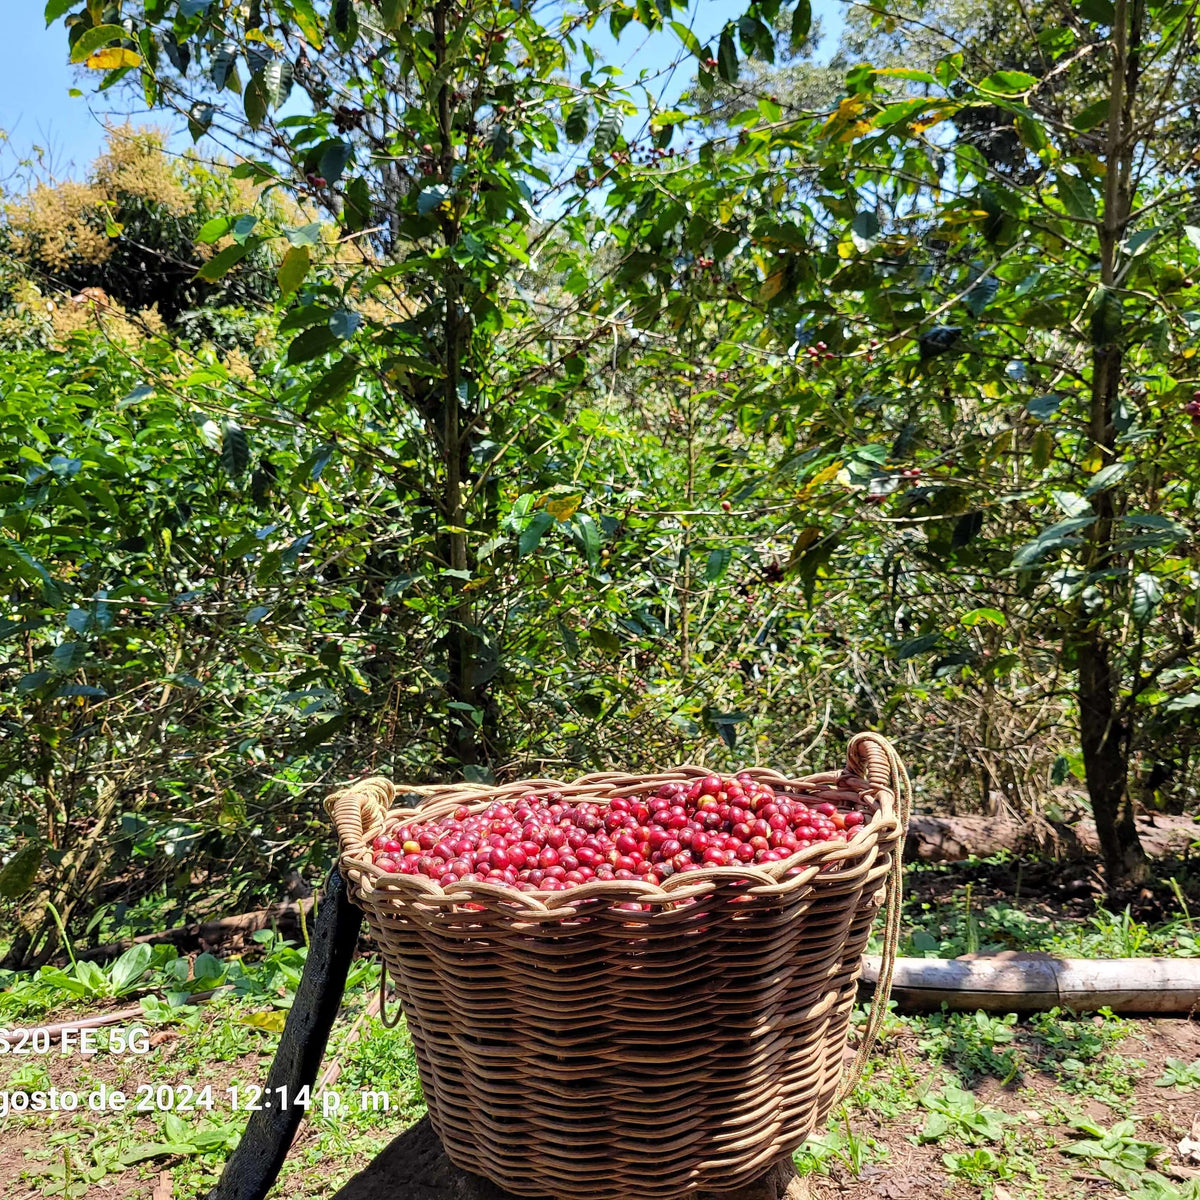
[318,140,353,184]
[1027,393,1061,420]
[120,1143,197,1166]
[239,1009,288,1032]
[45,0,78,24]
[1073,99,1110,132]
[329,309,361,339]
[593,110,622,154]
[261,58,294,107]
[0,844,44,899]
[196,216,231,244]
[1122,513,1187,541]
[291,0,324,44]
[851,211,879,246]
[669,20,703,57]
[573,515,601,569]
[244,74,269,129]
[717,26,738,83]
[288,325,338,364]
[110,943,153,993]
[1084,461,1131,496]
[277,244,310,296]
[589,627,621,654]
[705,547,732,581]
[1132,573,1162,623]
[417,183,451,215]
[518,511,554,555]
[960,608,1006,628]
[978,69,1037,95]
[195,241,252,282]
[51,641,87,672]
[790,0,812,48]
[565,103,589,144]
[305,355,360,407]
[1012,516,1096,568]
[329,0,358,49]
[286,222,322,246]
[1057,172,1096,220]
[343,175,371,233]
[70,24,127,63]
[192,952,225,984]
[295,713,347,753]
[188,103,214,141]
[897,633,940,660]
[17,670,52,694]
[221,422,250,479]
[75,959,109,994]
[965,274,999,317]
[379,0,406,30]
[210,40,238,89]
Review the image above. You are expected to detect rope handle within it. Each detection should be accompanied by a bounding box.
[833,733,912,1107]
[378,960,403,1028]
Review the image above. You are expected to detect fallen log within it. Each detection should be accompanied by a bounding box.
[904,811,1197,863]
[77,899,314,962]
[861,951,1200,1014]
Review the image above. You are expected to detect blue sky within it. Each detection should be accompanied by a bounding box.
[2,1,846,181]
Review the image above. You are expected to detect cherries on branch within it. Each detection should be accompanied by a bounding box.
[369,773,867,893]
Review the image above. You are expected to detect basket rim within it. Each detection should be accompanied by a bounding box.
[327,758,901,909]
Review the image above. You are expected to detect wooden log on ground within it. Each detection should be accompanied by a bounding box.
[904,811,1196,864]
[78,898,314,962]
[330,1116,807,1200]
[206,867,362,1200]
[861,951,1200,1013]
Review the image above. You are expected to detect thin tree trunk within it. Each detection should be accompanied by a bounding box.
[433,0,482,769]
[1075,0,1148,885]
[3,778,121,969]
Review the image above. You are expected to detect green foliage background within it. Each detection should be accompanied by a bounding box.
[1,0,1198,964]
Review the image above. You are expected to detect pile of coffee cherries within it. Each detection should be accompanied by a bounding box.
[369,773,867,892]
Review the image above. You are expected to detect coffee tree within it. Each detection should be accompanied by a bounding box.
[622,0,1200,881]
[46,0,807,770]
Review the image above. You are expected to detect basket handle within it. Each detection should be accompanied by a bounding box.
[834,733,912,1107]
[326,777,395,851]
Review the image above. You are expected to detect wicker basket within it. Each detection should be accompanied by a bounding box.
[328,733,909,1200]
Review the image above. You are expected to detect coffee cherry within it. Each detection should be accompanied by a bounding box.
[369,776,869,892]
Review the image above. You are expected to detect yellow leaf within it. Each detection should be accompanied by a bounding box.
[910,113,948,134]
[839,121,873,143]
[808,461,844,489]
[825,96,863,129]
[86,47,141,69]
[239,1010,287,1033]
[789,525,822,565]
[760,269,787,302]
[1082,447,1103,474]
[545,494,581,522]
[1031,428,1054,470]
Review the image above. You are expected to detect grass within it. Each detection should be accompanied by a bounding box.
[3,859,1200,1197]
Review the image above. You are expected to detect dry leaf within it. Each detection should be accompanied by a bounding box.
[86,47,141,69]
